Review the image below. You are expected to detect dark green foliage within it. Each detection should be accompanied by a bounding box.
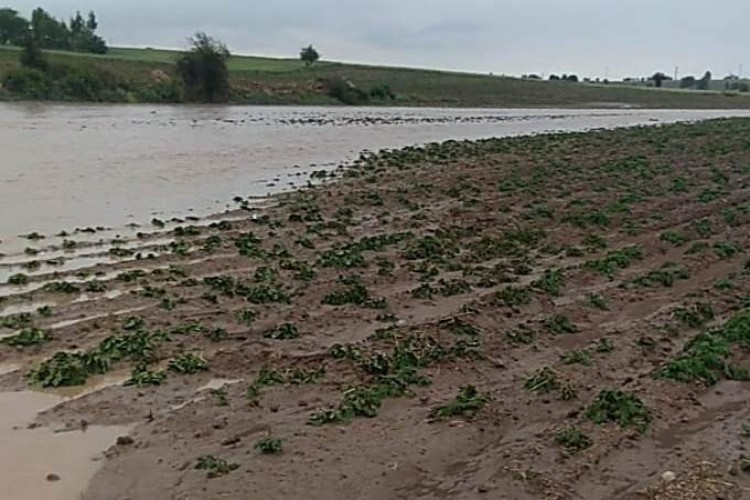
[586,389,650,433]
[168,353,208,374]
[584,245,643,279]
[125,366,167,387]
[430,385,488,419]
[495,286,532,309]
[0,312,33,329]
[659,310,750,385]
[714,241,741,259]
[633,263,690,287]
[7,273,29,285]
[195,455,239,478]
[531,269,565,296]
[263,323,300,340]
[323,275,386,308]
[543,315,579,334]
[255,436,283,454]
[1,328,51,347]
[660,231,687,246]
[177,32,230,103]
[673,303,714,328]
[555,426,593,452]
[299,44,319,67]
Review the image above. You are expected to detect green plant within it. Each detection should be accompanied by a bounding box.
[562,349,592,366]
[633,263,690,287]
[177,33,230,103]
[524,367,560,395]
[263,323,300,340]
[660,231,687,246]
[125,366,167,387]
[543,315,579,334]
[585,389,650,433]
[495,286,532,309]
[586,293,609,310]
[506,326,535,345]
[254,436,283,454]
[584,245,643,279]
[531,269,565,296]
[555,426,593,452]
[430,385,489,419]
[195,455,239,478]
[1,328,51,347]
[168,353,208,374]
[714,241,741,259]
[323,275,386,308]
[7,273,29,285]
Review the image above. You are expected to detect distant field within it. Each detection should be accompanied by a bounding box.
[2,45,750,108]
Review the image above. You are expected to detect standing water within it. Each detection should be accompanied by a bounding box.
[1,104,749,253]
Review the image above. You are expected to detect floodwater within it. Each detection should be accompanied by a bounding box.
[1,104,749,255]
[0,390,129,500]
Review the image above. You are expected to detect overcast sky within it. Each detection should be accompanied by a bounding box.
[8,1,749,79]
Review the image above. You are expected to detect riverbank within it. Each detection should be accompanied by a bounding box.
[1,118,750,499]
[2,46,750,108]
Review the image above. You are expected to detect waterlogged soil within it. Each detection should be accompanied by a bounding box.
[2,119,750,499]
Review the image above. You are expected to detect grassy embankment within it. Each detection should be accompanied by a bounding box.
[2,45,750,107]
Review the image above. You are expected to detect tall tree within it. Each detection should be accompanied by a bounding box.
[176,33,231,103]
[0,8,28,45]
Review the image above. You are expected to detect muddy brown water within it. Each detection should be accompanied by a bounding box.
[2,104,750,257]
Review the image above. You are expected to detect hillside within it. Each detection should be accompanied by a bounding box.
[1,45,750,108]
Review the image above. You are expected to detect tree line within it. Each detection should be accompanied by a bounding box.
[0,7,106,54]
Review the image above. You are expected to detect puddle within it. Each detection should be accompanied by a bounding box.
[0,390,130,500]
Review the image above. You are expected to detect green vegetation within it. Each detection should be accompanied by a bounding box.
[254,436,284,455]
[586,389,650,433]
[176,33,229,103]
[584,246,643,279]
[555,426,593,452]
[168,353,208,374]
[430,385,489,419]
[1,328,51,347]
[659,309,750,385]
[195,455,239,478]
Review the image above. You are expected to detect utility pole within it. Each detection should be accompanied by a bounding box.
[674,66,679,81]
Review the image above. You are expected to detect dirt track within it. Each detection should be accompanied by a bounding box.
[2,118,750,499]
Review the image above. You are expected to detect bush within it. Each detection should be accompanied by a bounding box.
[3,67,50,98]
[176,32,231,103]
[370,84,396,101]
[325,77,369,105]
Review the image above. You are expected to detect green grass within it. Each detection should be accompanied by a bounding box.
[3,44,750,107]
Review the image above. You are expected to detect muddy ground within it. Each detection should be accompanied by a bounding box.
[2,118,750,499]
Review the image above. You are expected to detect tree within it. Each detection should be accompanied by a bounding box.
[680,76,697,89]
[0,8,28,45]
[19,30,47,70]
[696,71,712,90]
[300,45,320,67]
[176,32,231,103]
[650,72,670,88]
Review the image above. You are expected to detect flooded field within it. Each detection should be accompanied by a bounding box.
[3,107,750,499]
[2,104,750,255]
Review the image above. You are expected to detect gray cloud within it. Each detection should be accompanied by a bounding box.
[7,0,749,79]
